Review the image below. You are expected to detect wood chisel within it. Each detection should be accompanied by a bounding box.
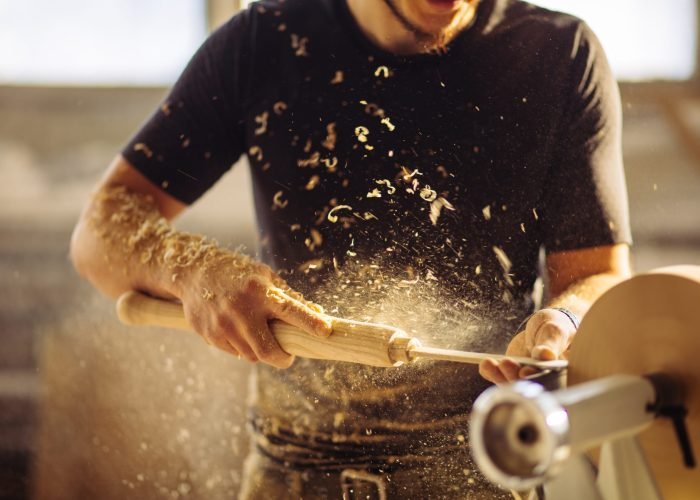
[117,291,568,371]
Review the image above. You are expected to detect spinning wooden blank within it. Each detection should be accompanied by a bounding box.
[568,266,700,499]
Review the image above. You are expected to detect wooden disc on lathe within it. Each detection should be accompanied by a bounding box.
[568,265,700,499]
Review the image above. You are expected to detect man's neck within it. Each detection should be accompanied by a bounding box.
[346,0,478,55]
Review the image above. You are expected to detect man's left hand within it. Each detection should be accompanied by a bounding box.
[478,308,578,384]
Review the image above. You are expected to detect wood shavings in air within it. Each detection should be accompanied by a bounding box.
[520,223,526,233]
[305,175,320,190]
[419,185,437,202]
[429,197,455,225]
[401,167,422,181]
[249,145,263,161]
[482,205,491,220]
[297,151,320,168]
[327,205,352,223]
[133,143,153,158]
[363,102,385,118]
[314,206,330,226]
[532,208,539,220]
[272,190,288,210]
[375,179,396,194]
[366,188,381,198]
[322,122,337,150]
[254,112,269,135]
[492,246,511,271]
[321,157,338,171]
[304,228,323,251]
[277,23,286,32]
[380,117,396,131]
[492,246,514,286]
[180,136,191,148]
[298,258,324,273]
[398,277,420,287]
[290,34,309,56]
[176,169,197,181]
[331,71,344,84]
[273,101,287,115]
[354,126,369,143]
[374,66,391,78]
[364,144,374,151]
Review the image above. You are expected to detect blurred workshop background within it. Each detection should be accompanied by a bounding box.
[1,0,699,499]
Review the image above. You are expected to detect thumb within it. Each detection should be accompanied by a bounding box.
[530,321,569,360]
[266,287,333,337]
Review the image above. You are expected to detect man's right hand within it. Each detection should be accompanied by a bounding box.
[179,261,332,368]
[71,156,331,370]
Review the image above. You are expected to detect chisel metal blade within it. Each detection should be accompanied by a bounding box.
[407,345,568,370]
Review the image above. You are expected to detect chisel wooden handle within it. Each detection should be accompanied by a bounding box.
[116,291,415,367]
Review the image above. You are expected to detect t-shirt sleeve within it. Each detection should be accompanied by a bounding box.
[540,21,632,252]
[121,11,251,205]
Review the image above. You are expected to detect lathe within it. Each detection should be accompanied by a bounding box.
[117,265,700,499]
[470,266,699,499]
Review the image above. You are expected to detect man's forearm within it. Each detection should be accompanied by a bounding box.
[546,272,630,319]
[71,183,330,366]
[70,185,253,301]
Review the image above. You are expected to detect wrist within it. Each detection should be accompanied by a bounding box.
[516,307,580,334]
[549,307,580,330]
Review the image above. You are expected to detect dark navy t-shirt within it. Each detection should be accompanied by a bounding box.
[122,0,631,465]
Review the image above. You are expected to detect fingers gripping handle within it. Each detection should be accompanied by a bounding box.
[117,291,190,330]
[116,291,414,367]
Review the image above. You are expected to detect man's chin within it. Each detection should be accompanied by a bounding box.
[411,0,471,33]
[423,0,464,14]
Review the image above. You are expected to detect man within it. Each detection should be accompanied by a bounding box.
[71,0,632,497]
